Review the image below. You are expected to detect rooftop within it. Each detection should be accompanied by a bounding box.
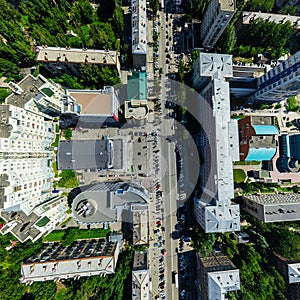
[131,0,147,54]
[245,147,276,161]
[198,53,233,79]
[220,0,235,11]
[133,251,148,271]
[6,75,46,109]
[68,87,116,115]
[57,139,113,170]
[252,125,279,135]
[243,193,300,205]
[124,100,148,120]
[242,11,300,30]
[200,253,237,273]
[72,182,149,224]
[36,46,119,66]
[20,239,118,283]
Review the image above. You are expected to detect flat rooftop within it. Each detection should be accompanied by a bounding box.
[200,253,237,273]
[133,251,148,271]
[220,0,235,11]
[68,90,114,115]
[242,11,300,30]
[57,140,112,170]
[36,46,119,66]
[6,75,46,109]
[72,182,149,223]
[243,193,300,205]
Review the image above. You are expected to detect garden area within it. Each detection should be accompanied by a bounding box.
[286,96,299,112]
[43,227,111,246]
[233,169,246,184]
[0,231,133,300]
[58,170,79,188]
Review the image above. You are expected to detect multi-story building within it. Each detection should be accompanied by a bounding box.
[238,116,279,161]
[131,204,149,245]
[36,46,120,76]
[279,133,300,173]
[0,158,54,213]
[1,195,68,243]
[20,239,119,283]
[57,139,117,171]
[200,0,236,49]
[62,86,119,126]
[254,50,300,102]
[242,193,300,223]
[242,11,300,30]
[131,0,147,67]
[195,253,240,300]
[72,182,149,231]
[272,252,300,300]
[0,74,68,242]
[229,64,266,98]
[132,251,150,300]
[192,53,240,233]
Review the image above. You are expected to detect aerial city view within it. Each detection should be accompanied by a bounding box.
[0,0,300,299]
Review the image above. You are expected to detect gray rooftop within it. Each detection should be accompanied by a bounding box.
[72,182,149,224]
[0,105,12,138]
[0,209,41,242]
[36,46,119,66]
[198,53,233,79]
[6,75,46,109]
[133,251,148,271]
[243,193,300,205]
[57,140,113,170]
[21,239,118,283]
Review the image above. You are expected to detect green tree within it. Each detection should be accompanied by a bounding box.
[245,0,275,12]
[215,24,236,54]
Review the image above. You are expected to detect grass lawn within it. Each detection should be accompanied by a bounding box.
[43,228,111,246]
[234,161,261,165]
[287,96,299,112]
[52,134,59,147]
[52,161,58,177]
[234,169,246,184]
[43,230,65,242]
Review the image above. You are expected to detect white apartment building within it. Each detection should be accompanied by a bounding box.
[192,53,240,233]
[0,158,53,214]
[254,50,300,102]
[196,253,240,300]
[0,75,67,242]
[200,0,236,49]
[131,0,147,67]
[0,104,55,153]
[1,195,68,243]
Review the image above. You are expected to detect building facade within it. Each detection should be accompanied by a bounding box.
[20,239,119,283]
[200,0,236,49]
[0,75,68,242]
[254,51,300,102]
[36,46,120,76]
[132,251,150,300]
[192,53,240,233]
[195,253,240,300]
[242,193,300,223]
